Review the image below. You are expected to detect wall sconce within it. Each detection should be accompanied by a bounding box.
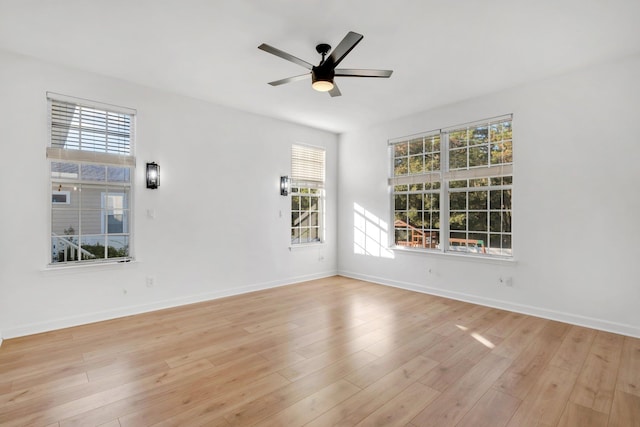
[146,162,160,189]
[280,175,290,196]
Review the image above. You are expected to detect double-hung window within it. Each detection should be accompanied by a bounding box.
[47,94,136,265]
[290,144,325,245]
[390,115,513,257]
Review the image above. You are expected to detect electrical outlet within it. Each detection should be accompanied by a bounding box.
[146,276,154,287]
[499,277,514,287]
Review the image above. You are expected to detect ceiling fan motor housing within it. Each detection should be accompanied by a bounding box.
[312,66,335,84]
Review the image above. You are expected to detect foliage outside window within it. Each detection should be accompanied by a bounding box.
[48,95,135,265]
[391,116,513,257]
[291,144,325,245]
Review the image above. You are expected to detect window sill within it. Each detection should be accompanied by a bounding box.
[393,246,517,265]
[42,258,138,273]
[289,242,325,250]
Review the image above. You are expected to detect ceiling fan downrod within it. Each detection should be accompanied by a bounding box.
[315,43,331,65]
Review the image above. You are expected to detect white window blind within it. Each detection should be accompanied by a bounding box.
[47,94,136,166]
[291,144,325,186]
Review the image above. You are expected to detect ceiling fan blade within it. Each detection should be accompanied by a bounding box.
[268,73,310,86]
[258,43,314,70]
[328,31,363,68]
[329,83,341,97]
[335,69,393,78]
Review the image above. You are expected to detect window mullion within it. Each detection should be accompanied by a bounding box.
[78,183,83,260]
[441,132,450,253]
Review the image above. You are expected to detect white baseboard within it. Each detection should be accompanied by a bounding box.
[2,270,337,339]
[339,270,640,339]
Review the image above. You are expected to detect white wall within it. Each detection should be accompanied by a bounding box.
[337,54,640,338]
[0,50,338,339]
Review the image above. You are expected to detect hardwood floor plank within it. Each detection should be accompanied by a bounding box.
[557,401,608,427]
[61,352,291,427]
[79,325,186,363]
[505,365,577,427]
[344,331,443,389]
[421,329,481,363]
[419,333,494,392]
[456,388,521,427]
[304,355,438,427]
[429,305,491,337]
[254,379,361,427]
[569,331,624,414]
[0,372,88,407]
[0,381,12,395]
[0,330,73,356]
[86,359,170,383]
[118,372,290,427]
[148,373,289,427]
[421,308,508,364]
[0,352,86,385]
[608,389,640,427]
[549,325,597,374]
[491,315,549,359]
[352,381,440,427]
[493,321,569,399]
[483,311,527,338]
[223,349,379,426]
[360,302,450,357]
[255,317,368,361]
[1,358,215,426]
[615,336,640,398]
[278,348,369,382]
[410,353,513,427]
[293,320,388,359]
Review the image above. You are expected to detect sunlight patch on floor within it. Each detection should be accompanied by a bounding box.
[456,324,495,349]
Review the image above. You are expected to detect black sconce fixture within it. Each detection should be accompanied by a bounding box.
[280,175,290,196]
[146,162,160,189]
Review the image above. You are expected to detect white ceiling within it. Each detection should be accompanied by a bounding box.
[1,0,639,134]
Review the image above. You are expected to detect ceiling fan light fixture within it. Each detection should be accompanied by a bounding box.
[311,67,335,92]
[312,79,334,92]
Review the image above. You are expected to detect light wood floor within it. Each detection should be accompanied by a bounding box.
[1,276,639,427]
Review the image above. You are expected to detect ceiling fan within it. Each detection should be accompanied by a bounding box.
[258,31,393,97]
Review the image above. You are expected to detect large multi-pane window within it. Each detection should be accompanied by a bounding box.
[290,144,325,245]
[47,94,136,265]
[391,115,513,257]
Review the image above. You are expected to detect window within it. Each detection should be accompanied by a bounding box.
[47,94,136,265]
[390,115,513,257]
[290,144,325,245]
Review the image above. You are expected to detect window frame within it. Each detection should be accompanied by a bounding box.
[389,115,513,259]
[47,93,136,267]
[290,144,326,246]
